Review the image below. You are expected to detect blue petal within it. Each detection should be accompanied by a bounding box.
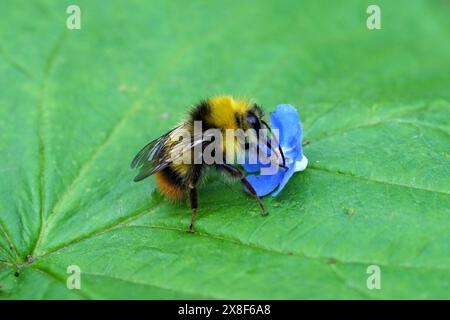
[242,150,271,173]
[246,171,284,197]
[289,139,303,162]
[242,162,262,173]
[242,140,272,172]
[243,104,306,197]
[271,165,295,197]
[270,104,302,149]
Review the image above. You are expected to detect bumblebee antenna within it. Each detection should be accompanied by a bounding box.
[261,120,286,169]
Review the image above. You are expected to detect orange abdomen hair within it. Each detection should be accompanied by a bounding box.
[155,169,185,200]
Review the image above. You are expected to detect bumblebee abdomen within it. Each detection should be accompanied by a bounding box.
[155,166,185,200]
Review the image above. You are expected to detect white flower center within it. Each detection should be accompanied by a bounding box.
[294,155,308,172]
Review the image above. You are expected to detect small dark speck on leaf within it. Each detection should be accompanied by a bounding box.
[327,258,338,264]
[14,271,19,277]
[302,139,310,146]
[345,207,357,216]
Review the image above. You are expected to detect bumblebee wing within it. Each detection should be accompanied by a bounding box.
[165,129,207,159]
[165,126,217,168]
[131,134,168,169]
[131,127,178,182]
[133,158,171,182]
[132,124,209,182]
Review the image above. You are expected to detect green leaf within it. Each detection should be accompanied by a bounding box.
[1,0,449,299]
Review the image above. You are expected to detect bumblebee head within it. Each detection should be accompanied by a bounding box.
[242,103,286,169]
[244,103,264,131]
[203,96,286,169]
[244,103,287,170]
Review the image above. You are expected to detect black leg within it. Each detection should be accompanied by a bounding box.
[240,177,268,216]
[188,187,198,232]
[187,164,202,232]
[216,164,268,216]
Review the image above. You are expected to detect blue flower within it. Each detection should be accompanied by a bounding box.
[242,104,308,197]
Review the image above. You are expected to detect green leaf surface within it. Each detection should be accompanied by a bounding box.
[1,0,449,299]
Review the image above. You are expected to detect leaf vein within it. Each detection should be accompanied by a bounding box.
[31,31,68,258]
[308,166,450,196]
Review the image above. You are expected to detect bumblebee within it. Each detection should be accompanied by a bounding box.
[131,95,286,231]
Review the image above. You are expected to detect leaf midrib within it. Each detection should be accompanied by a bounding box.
[308,166,450,196]
[32,31,68,259]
